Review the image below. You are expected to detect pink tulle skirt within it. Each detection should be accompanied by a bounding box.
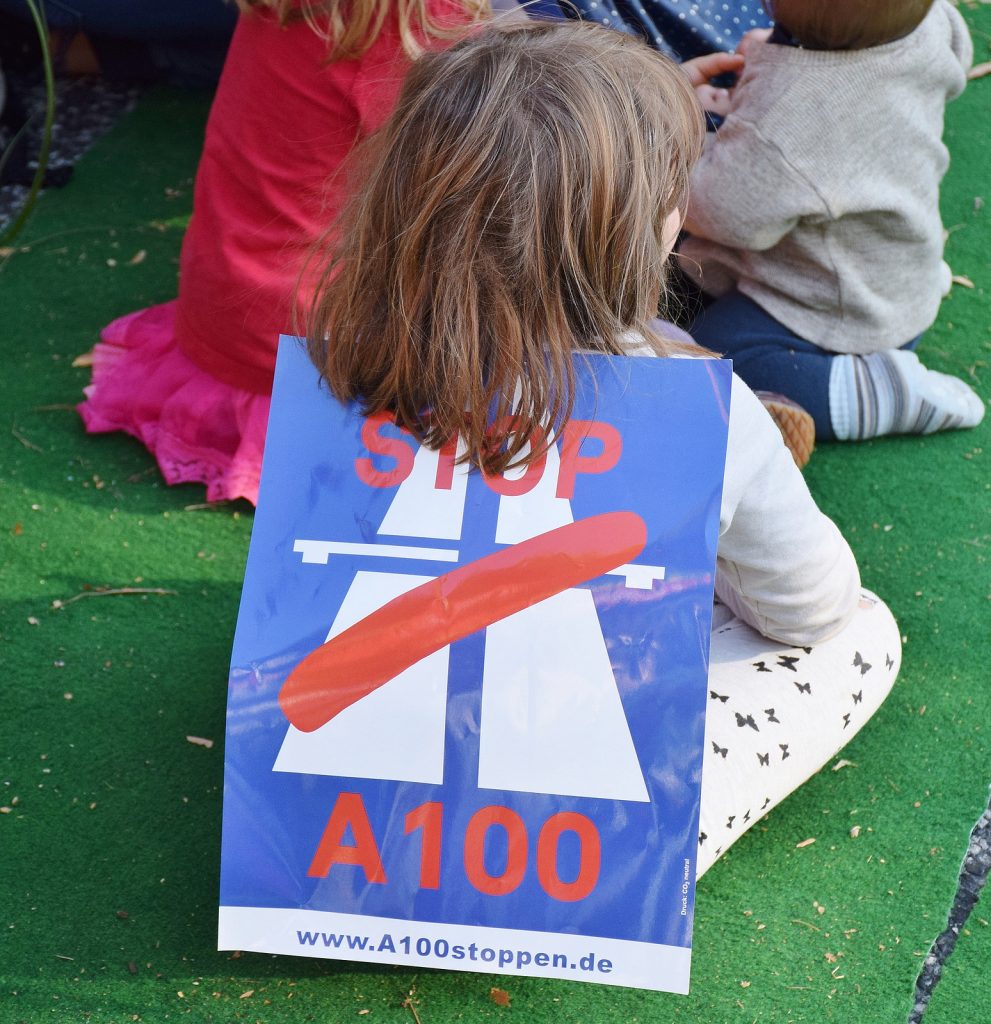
[77,302,270,505]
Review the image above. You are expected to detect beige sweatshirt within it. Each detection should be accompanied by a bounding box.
[680,0,972,353]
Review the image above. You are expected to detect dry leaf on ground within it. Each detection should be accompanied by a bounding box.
[490,987,511,1007]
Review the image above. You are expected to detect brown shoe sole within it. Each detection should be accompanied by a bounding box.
[758,396,816,469]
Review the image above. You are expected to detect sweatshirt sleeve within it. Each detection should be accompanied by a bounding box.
[687,117,828,252]
[940,0,974,81]
[715,375,861,645]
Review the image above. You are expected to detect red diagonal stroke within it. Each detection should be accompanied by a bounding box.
[279,510,647,733]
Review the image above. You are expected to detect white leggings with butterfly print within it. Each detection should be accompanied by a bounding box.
[697,590,901,878]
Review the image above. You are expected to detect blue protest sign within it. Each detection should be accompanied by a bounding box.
[219,337,731,993]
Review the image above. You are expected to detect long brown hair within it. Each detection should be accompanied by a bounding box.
[768,0,934,50]
[307,22,705,473]
[236,0,489,61]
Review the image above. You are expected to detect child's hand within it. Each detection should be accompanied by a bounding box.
[694,83,734,117]
[681,52,745,116]
[736,28,772,59]
[681,51,745,88]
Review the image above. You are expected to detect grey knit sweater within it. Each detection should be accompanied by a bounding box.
[680,0,972,353]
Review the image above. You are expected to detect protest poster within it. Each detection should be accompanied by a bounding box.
[219,337,731,993]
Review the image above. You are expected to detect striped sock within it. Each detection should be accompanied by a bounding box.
[829,350,985,441]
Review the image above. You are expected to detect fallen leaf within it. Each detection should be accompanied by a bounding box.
[186,736,214,750]
[968,61,991,80]
[128,249,147,266]
[127,961,138,974]
[796,838,816,849]
[739,980,751,988]
[489,987,511,1007]
[240,989,254,999]
[832,759,857,772]
[72,350,95,368]
[27,616,39,626]
[951,274,975,289]
[115,910,129,920]
[13,522,23,536]
[850,825,862,839]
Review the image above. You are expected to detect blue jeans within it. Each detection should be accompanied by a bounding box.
[690,291,919,441]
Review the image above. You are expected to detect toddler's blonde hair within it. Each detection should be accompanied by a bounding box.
[306,22,705,474]
[237,0,489,61]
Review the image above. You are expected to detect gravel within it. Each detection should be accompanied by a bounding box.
[1,71,137,232]
[909,791,991,1022]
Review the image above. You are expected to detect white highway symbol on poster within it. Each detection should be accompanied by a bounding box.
[274,434,664,801]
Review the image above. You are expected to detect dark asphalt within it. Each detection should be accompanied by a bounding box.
[909,792,991,1023]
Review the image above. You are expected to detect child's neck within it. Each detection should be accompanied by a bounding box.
[769,22,804,49]
[769,21,916,52]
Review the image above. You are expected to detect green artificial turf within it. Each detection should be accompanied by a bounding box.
[2,10,990,1020]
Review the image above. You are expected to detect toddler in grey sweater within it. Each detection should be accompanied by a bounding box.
[680,0,985,446]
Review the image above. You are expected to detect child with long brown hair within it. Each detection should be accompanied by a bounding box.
[78,0,488,504]
[305,21,903,875]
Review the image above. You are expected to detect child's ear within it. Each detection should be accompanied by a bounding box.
[661,208,684,258]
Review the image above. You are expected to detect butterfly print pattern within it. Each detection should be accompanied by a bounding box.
[853,651,872,675]
[696,593,900,880]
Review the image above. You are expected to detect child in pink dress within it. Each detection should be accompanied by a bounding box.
[78,0,487,504]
